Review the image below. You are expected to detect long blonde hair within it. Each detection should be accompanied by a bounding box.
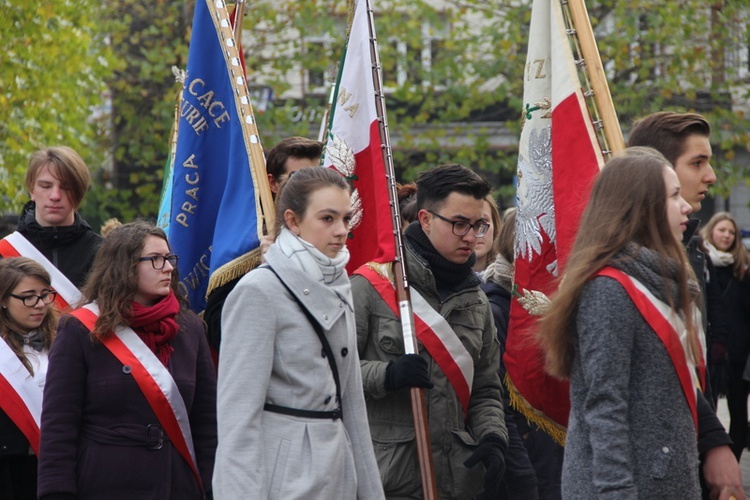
[538,147,700,379]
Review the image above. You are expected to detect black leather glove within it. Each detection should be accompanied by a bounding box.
[384,354,434,391]
[463,434,507,499]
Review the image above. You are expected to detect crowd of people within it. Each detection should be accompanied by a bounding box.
[0,110,748,500]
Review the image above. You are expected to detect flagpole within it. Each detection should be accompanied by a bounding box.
[365,0,438,497]
[564,0,625,154]
[233,0,246,46]
[318,82,336,142]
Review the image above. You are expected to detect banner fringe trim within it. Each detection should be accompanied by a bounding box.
[505,373,567,446]
[206,247,262,297]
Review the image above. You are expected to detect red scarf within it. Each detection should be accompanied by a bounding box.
[128,292,180,366]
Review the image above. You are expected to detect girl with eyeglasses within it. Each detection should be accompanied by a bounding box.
[37,220,217,499]
[0,257,57,499]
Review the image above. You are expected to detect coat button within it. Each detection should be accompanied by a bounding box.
[323,314,329,320]
[341,347,348,357]
[303,289,310,295]
[122,365,132,374]
[339,302,343,308]
[661,446,669,454]
[324,396,332,404]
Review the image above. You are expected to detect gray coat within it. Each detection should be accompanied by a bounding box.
[213,244,384,499]
[563,252,700,499]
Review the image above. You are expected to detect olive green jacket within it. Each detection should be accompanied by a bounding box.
[352,245,507,499]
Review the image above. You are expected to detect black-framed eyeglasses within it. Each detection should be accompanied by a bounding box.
[138,254,179,270]
[9,291,57,307]
[428,210,490,237]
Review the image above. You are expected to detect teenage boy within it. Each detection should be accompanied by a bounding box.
[352,163,508,499]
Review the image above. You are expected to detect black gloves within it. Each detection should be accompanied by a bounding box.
[384,354,434,391]
[463,434,507,499]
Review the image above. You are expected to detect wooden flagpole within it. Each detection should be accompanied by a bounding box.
[565,0,625,155]
[364,0,438,497]
[233,0,246,47]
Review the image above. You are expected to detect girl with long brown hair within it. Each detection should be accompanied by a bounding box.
[37,221,216,499]
[0,257,57,499]
[538,147,704,497]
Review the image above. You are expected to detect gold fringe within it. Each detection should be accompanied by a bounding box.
[505,373,567,446]
[365,261,395,284]
[206,247,263,298]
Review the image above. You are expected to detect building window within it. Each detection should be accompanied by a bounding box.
[381,19,451,92]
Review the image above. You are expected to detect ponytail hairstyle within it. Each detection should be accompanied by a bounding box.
[273,167,350,237]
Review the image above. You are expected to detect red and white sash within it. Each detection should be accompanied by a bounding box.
[355,265,474,417]
[0,231,82,311]
[596,267,706,430]
[69,304,203,491]
[0,339,43,455]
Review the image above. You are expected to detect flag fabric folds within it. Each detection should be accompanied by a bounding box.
[163,0,266,312]
[505,0,604,440]
[322,0,396,274]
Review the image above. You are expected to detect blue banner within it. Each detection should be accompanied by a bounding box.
[165,0,263,312]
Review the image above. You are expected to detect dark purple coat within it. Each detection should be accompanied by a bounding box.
[37,311,217,499]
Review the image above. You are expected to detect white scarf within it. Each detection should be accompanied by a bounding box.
[274,227,352,302]
[703,240,734,268]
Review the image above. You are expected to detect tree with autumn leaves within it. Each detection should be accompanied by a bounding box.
[0,0,747,226]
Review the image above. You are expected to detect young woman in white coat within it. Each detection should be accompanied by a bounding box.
[213,167,384,499]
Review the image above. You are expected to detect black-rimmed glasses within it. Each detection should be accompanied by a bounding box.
[9,291,57,307]
[428,210,490,237]
[138,254,179,270]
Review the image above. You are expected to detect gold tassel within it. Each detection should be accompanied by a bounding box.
[505,373,567,446]
[206,247,263,298]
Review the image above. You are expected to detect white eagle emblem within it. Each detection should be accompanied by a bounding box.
[325,133,363,231]
[515,125,557,276]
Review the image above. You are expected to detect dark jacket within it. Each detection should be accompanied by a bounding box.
[0,409,31,456]
[16,201,102,289]
[37,311,217,499]
[682,220,733,499]
[706,264,750,363]
[481,276,540,500]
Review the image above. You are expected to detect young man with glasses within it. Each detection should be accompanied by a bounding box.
[352,163,508,498]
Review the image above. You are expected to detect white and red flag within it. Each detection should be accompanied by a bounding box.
[322,0,396,273]
[505,0,604,440]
